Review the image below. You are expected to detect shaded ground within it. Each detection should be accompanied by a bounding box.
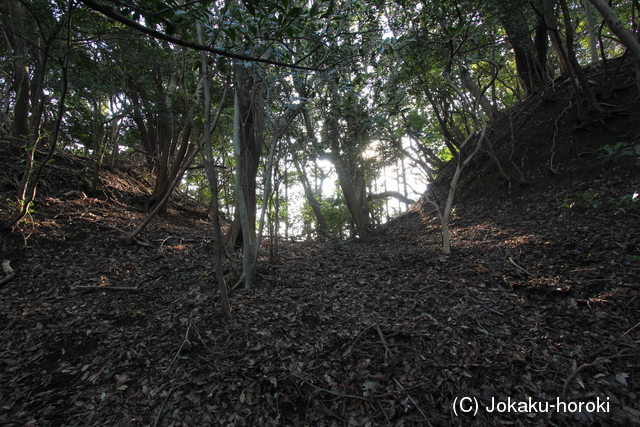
[1,60,639,426]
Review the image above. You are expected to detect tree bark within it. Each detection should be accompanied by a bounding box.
[558,0,602,113]
[231,72,254,290]
[588,0,640,90]
[498,6,548,95]
[292,152,327,239]
[369,191,415,206]
[459,66,497,120]
[226,68,263,251]
[331,153,371,237]
[198,23,231,318]
[583,0,600,65]
[7,0,30,139]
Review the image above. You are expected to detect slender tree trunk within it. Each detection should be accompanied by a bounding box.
[124,106,226,243]
[542,0,570,74]
[7,0,30,139]
[231,74,254,290]
[284,169,289,240]
[293,152,327,239]
[459,66,497,120]
[4,3,71,229]
[583,0,600,65]
[198,23,231,318]
[558,0,603,113]
[226,69,263,252]
[424,86,460,156]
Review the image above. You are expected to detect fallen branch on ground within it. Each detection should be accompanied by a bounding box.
[72,285,139,291]
[0,260,16,285]
[508,257,536,277]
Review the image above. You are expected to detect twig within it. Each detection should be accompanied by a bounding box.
[105,225,152,246]
[317,401,347,423]
[622,321,640,338]
[508,257,535,277]
[0,260,16,285]
[376,322,391,362]
[378,400,392,426]
[303,379,372,402]
[160,235,182,250]
[394,300,419,322]
[393,378,429,423]
[562,354,640,397]
[165,309,197,372]
[379,329,431,339]
[343,324,375,357]
[152,382,187,427]
[72,285,139,291]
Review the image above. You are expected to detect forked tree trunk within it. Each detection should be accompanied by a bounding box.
[498,5,548,95]
[226,67,263,252]
[332,153,371,237]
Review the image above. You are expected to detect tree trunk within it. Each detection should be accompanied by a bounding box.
[146,117,174,213]
[583,0,600,65]
[542,0,570,75]
[369,191,415,206]
[7,0,30,139]
[558,0,602,113]
[4,3,70,229]
[226,68,263,251]
[331,153,371,237]
[198,23,231,318]
[499,6,548,95]
[293,152,327,239]
[459,66,497,120]
[231,74,254,290]
[423,86,460,156]
[588,0,640,90]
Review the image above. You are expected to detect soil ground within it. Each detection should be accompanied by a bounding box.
[0,59,639,426]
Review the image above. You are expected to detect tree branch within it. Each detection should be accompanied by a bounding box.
[78,0,323,71]
[369,191,415,205]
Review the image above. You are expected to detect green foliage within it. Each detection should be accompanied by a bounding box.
[608,192,640,210]
[562,190,639,211]
[321,196,352,239]
[299,188,352,239]
[597,142,640,164]
[562,189,602,209]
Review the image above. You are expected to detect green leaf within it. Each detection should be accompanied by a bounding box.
[320,1,334,19]
[309,2,319,16]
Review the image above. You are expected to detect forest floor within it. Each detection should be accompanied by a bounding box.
[1,62,640,426]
